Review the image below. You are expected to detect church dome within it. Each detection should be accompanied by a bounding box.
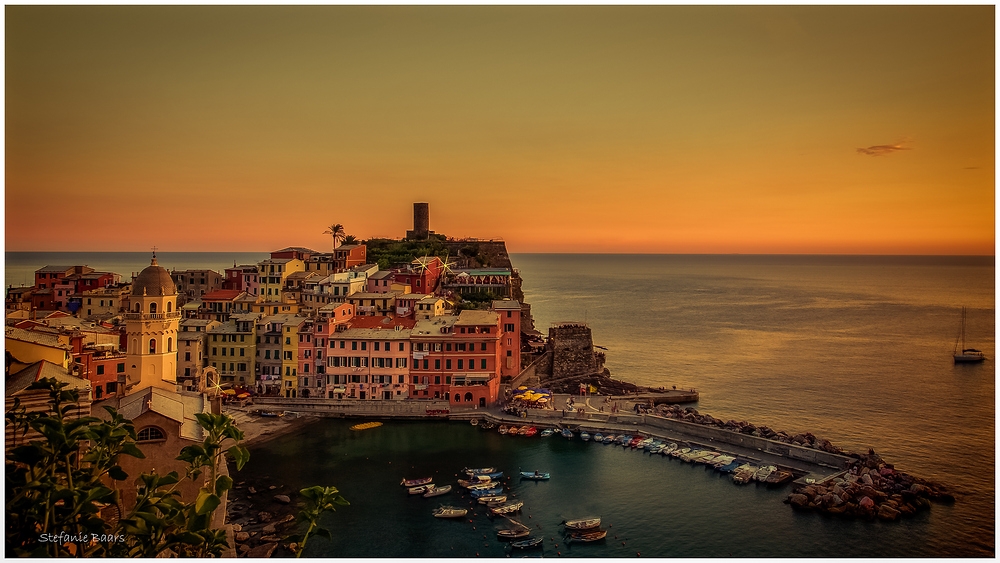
[131,256,176,296]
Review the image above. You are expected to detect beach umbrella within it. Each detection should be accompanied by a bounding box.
[222,389,236,395]
[517,386,528,390]
[237,393,250,399]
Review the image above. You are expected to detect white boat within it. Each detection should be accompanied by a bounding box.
[660,442,678,455]
[711,455,736,468]
[433,506,468,518]
[408,484,434,495]
[732,464,756,485]
[603,434,616,444]
[477,494,507,504]
[754,465,777,482]
[954,307,986,363]
[671,447,691,458]
[423,484,452,498]
[580,432,591,441]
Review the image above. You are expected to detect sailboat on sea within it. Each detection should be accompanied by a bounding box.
[954,307,986,363]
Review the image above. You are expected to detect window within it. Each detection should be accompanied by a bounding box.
[213,347,218,355]
[352,341,358,350]
[374,342,380,351]
[149,339,156,354]
[422,359,428,370]
[398,342,404,352]
[240,348,245,356]
[446,343,452,351]
[507,311,512,318]
[137,427,166,442]
[285,337,291,345]
[434,359,441,370]
[481,342,487,351]
[458,360,464,370]
[117,363,125,373]
[435,376,441,384]
[167,302,172,312]
[505,323,515,332]
[96,365,105,375]
[149,302,157,314]
[167,338,173,352]
[446,359,452,370]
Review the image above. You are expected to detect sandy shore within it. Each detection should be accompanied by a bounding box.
[225,406,321,447]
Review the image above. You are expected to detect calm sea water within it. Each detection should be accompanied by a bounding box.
[4,252,994,556]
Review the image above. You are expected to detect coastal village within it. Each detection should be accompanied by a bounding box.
[4,202,956,557]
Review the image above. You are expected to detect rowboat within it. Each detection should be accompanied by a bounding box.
[519,471,550,480]
[464,467,497,476]
[649,444,664,455]
[638,438,654,450]
[473,471,504,480]
[490,501,524,515]
[732,464,757,485]
[458,475,492,488]
[580,431,591,441]
[524,426,538,437]
[717,460,742,474]
[508,426,522,435]
[563,517,601,531]
[765,469,795,485]
[568,530,607,543]
[679,449,702,462]
[603,434,616,444]
[540,428,555,437]
[593,433,604,442]
[560,428,574,439]
[661,442,678,455]
[477,495,507,504]
[510,537,544,549]
[423,485,452,498]
[695,452,720,464]
[433,506,468,518]
[614,435,629,445]
[470,419,479,426]
[629,436,644,448]
[468,481,498,491]
[408,484,433,495]
[670,447,690,458]
[497,528,531,540]
[401,477,433,487]
[470,486,505,498]
[350,421,383,431]
[711,455,736,468]
[754,465,777,482]
[518,426,530,436]
[498,426,509,435]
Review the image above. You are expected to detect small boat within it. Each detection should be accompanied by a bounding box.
[661,442,678,455]
[470,486,505,498]
[649,444,664,455]
[490,501,525,515]
[560,429,574,439]
[670,447,690,458]
[568,529,607,543]
[477,495,507,504]
[474,471,504,480]
[754,465,777,482]
[482,421,496,430]
[470,419,479,426]
[408,484,433,495]
[638,438,654,450]
[540,428,555,437]
[518,426,530,436]
[401,477,433,487]
[602,434,615,444]
[458,475,492,488]
[629,436,644,448]
[508,426,522,435]
[717,460,742,474]
[615,435,630,445]
[524,426,538,437]
[563,517,601,531]
[679,449,704,462]
[593,433,604,442]
[498,426,509,435]
[696,452,720,464]
[510,537,544,549]
[520,471,550,480]
[350,421,383,431]
[580,431,591,441]
[765,469,795,485]
[497,528,531,540]
[423,484,452,498]
[732,464,757,485]
[433,506,468,518]
[954,306,986,363]
[464,467,497,476]
[468,481,498,491]
[711,455,736,468]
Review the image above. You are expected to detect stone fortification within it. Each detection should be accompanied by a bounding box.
[549,324,599,379]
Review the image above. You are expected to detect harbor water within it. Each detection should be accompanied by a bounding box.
[4,252,994,556]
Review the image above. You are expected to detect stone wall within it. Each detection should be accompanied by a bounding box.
[549,324,598,378]
[254,397,452,418]
[509,351,552,389]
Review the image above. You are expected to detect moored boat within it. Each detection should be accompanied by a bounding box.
[490,501,525,515]
[508,426,522,435]
[433,506,468,518]
[470,419,479,426]
[602,434,616,444]
[498,425,509,435]
[524,426,538,437]
[458,475,492,488]
[477,494,507,504]
[519,471,550,480]
[638,438,654,450]
[594,433,604,442]
[563,517,601,530]
[510,537,544,549]
[401,477,433,487]
[408,484,434,495]
[615,435,630,445]
[568,529,607,543]
[464,467,497,476]
[497,528,531,540]
[732,464,757,485]
[717,460,742,474]
[670,447,690,458]
[560,428,574,439]
[765,469,795,485]
[473,471,504,480]
[754,465,777,482]
[661,442,678,455]
[954,307,987,363]
[470,486,505,498]
[628,435,644,448]
[423,484,452,498]
[711,455,736,468]
[467,481,498,491]
[540,428,555,437]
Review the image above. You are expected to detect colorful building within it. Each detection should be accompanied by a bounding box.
[324,316,416,400]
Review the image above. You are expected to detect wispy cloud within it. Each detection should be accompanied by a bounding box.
[856,143,912,157]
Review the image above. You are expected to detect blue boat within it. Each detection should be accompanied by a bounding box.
[580,432,591,441]
[470,486,504,497]
[717,460,742,474]
[594,433,604,442]
[520,471,550,480]
[474,471,504,480]
[619,435,632,446]
[510,537,543,549]
[560,429,574,439]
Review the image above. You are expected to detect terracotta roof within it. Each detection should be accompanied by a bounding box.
[201,289,242,301]
[347,316,417,330]
[131,258,176,297]
[5,326,70,350]
[7,360,88,396]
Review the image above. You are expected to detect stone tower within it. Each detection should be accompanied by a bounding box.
[124,254,180,392]
[406,202,432,240]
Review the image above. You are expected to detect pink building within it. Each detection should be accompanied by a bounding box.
[492,299,522,380]
[224,264,260,297]
[324,316,416,400]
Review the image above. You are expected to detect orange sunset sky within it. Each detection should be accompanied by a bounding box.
[5,6,995,254]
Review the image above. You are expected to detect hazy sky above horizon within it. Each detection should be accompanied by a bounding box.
[6,6,995,254]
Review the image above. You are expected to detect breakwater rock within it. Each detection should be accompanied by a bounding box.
[654,404,847,455]
[784,450,954,521]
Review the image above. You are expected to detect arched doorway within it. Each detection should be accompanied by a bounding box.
[464,392,473,402]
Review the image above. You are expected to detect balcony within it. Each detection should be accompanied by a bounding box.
[123,311,183,321]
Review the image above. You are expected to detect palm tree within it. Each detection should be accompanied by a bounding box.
[323,224,345,250]
[342,234,359,245]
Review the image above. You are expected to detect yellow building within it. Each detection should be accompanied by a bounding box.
[280,316,308,397]
[257,258,304,302]
[123,256,181,392]
[79,285,127,320]
[4,327,73,373]
[206,316,257,386]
